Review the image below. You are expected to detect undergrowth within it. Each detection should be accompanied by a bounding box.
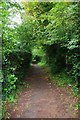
[38,59,46,67]
[40,65,79,111]
[52,72,79,110]
[2,80,31,119]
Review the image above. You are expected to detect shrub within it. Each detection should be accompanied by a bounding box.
[2,50,32,100]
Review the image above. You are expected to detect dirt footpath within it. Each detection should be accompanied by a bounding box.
[9,65,78,118]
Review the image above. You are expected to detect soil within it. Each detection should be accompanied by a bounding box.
[8,64,78,118]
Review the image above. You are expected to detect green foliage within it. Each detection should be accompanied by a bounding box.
[45,44,67,73]
[2,1,79,110]
[38,57,46,67]
[52,72,73,87]
[72,84,79,97]
[2,50,32,100]
[39,2,80,87]
[22,2,80,88]
[2,1,32,102]
[3,74,17,99]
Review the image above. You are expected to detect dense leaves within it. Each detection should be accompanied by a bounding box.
[24,2,80,86]
[43,2,80,86]
[2,1,80,103]
[3,50,32,99]
[2,1,32,101]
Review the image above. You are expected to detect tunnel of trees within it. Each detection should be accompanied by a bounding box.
[1,1,80,114]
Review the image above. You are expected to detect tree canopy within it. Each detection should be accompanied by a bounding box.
[1,1,80,104]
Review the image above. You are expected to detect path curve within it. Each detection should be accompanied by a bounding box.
[9,65,78,118]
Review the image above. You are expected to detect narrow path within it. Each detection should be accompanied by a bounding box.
[10,65,78,118]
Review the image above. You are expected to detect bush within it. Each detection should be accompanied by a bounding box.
[2,50,32,100]
[45,43,67,73]
[45,41,79,86]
